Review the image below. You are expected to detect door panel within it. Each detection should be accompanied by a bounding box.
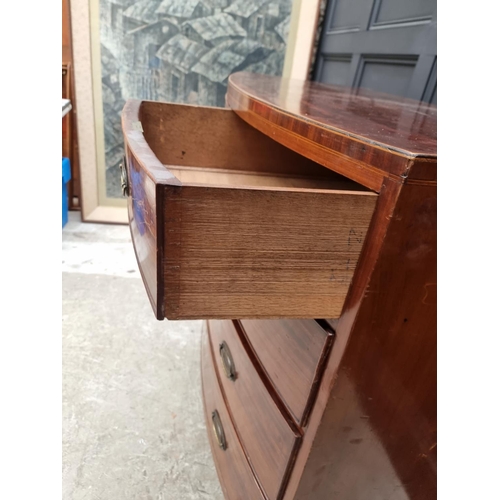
[356,56,417,97]
[328,0,364,32]
[314,0,437,104]
[321,56,352,86]
[373,0,434,25]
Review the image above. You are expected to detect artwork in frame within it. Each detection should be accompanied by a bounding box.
[98,0,293,199]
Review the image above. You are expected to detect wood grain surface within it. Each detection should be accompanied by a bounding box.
[201,323,265,500]
[208,320,300,500]
[122,100,180,319]
[126,147,161,316]
[238,319,334,427]
[139,100,360,181]
[163,186,376,319]
[284,180,437,500]
[62,0,81,209]
[124,78,437,500]
[122,99,377,320]
[227,72,437,192]
[166,165,366,191]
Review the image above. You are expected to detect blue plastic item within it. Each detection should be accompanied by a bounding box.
[62,157,71,227]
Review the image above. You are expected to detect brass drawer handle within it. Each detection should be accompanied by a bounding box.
[211,410,227,450]
[219,341,236,381]
[120,155,129,197]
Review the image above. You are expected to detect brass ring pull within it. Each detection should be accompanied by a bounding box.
[219,341,236,381]
[211,410,227,450]
[120,155,129,197]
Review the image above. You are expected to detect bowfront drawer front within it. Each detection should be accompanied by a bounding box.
[122,99,377,320]
[201,326,264,500]
[238,319,335,427]
[208,319,300,500]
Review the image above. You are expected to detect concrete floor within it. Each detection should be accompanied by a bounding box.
[62,211,222,500]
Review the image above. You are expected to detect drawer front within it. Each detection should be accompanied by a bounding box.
[208,320,300,500]
[123,99,377,320]
[238,319,335,427]
[125,148,160,317]
[201,325,264,500]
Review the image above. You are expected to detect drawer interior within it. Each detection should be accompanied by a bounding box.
[140,101,371,193]
[166,165,365,191]
[126,100,378,320]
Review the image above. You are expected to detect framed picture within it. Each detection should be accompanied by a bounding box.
[71,0,322,223]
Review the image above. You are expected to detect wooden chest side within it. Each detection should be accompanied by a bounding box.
[286,181,437,500]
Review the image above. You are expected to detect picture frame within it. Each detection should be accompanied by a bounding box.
[70,0,321,224]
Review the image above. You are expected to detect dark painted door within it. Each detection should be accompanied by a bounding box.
[313,0,437,104]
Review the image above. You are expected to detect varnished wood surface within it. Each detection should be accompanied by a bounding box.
[62,0,71,63]
[201,323,265,500]
[123,86,437,499]
[238,319,334,427]
[62,0,81,210]
[282,182,404,499]
[227,73,437,191]
[125,147,162,317]
[122,99,377,320]
[208,320,300,500]
[62,65,72,167]
[285,180,436,500]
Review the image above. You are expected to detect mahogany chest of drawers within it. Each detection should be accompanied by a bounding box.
[122,72,437,500]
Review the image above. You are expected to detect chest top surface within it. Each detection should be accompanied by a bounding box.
[227,72,437,189]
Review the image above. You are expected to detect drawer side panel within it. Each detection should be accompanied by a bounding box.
[164,187,377,319]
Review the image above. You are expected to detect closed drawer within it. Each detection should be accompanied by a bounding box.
[122,100,377,320]
[201,324,264,500]
[238,319,335,427]
[208,320,300,500]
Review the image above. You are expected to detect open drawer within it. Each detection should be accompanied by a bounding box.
[122,99,377,320]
